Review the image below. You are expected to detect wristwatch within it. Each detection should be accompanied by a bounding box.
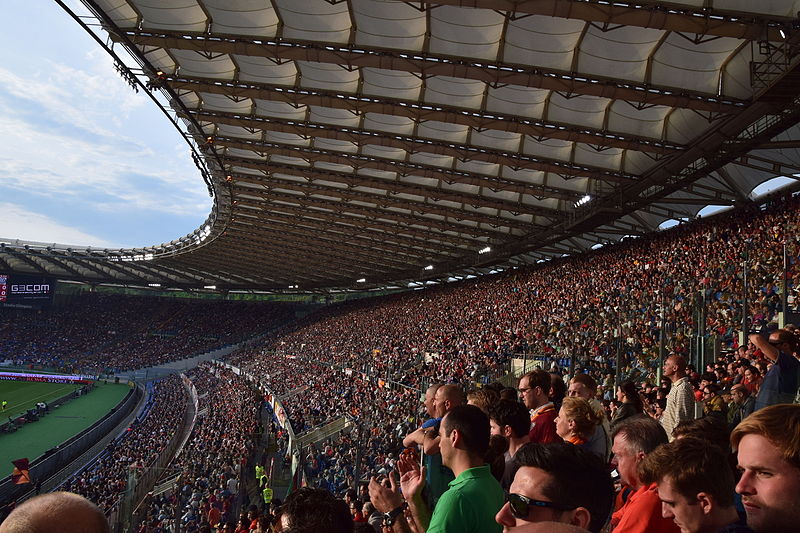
[382,502,408,527]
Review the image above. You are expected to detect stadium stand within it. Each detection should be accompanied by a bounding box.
[0,295,296,371]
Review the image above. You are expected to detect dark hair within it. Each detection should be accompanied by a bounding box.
[488,400,531,438]
[672,416,730,452]
[770,328,799,354]
[619,381,643,412]
[279,487,353,533]
[442,404,491,457]
[521,369,550,392]
[499,388,518,401]
[639,437,736,507]
[570,373,598,394]
[550,373,567,405]
[610,415,668,454]
[513,443,613,533]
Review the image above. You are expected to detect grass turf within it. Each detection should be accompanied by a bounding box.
[0,380,83,421]
[0,381,131,475]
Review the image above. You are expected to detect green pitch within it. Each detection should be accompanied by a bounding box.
[0,380,131,472]
[0,380,82,420]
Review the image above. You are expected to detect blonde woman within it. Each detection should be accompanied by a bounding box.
[555,396,604,451]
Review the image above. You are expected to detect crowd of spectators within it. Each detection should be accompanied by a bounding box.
[219,192,800,498]
[257,377,800,533]
[4,189,800,531]
[0,295,295,371]
[138,363,262,531]
[62,374,188,514]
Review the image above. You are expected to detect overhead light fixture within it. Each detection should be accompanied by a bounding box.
[478,246,491,254]
[424,265,434,271]
[779,28,787,39]
[204,285,217,289]
[356,278,366,283]
[574,194,592,208]
[148,283,161,287]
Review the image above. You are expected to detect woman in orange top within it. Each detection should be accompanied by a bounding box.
[555,396,603,450]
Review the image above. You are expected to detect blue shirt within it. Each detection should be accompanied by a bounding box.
[755,350,799,410]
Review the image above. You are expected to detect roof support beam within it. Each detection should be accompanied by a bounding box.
[757,140,800,149]
[233,197,480,249]
[31,251,88,279]
[731,154,800,175]
[170,76,679,154]
[123,30,745,112]
[713,168,751,203]
[231,211,454,261]
[226,224,416,271]
[233,178,532,233]
[221,148,581,202]
[191,111,637,182]
[231,186,516,239]
[9,252,50,275]
[81,256,155,285]
[236,199,480,251]
[185,246,336,281]
[169,256,289,285]
[227,161,565,219]
[426,1,790,41]
[207,237,386,278]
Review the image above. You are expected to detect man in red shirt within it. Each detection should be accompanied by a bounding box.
[519,370,561,444]
[609,416,678,533]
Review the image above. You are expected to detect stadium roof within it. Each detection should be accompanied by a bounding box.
[3,0,800,292]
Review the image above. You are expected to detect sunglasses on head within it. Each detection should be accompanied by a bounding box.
[507,493,576,518]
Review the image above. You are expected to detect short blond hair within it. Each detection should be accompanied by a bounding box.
[731,404,800,469]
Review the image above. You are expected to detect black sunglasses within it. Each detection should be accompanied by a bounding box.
[507,493,576,518]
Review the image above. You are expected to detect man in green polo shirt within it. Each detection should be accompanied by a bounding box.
[369,404,504,532]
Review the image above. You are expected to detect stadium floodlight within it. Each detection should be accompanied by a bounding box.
[478,246,491,254]
[356,278,366,283]
[574,194,592,208]
[148,283,161,287]
[424,265,434,270]
[204,285,217,289]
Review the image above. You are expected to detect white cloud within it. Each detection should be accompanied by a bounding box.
[0,80,211,216]
[0,203,119,247]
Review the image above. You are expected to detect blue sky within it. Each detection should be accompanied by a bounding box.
[0,0,211,248]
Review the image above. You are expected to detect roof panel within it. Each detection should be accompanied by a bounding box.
[169,49,235,79]
[428,7,505,61]
[651,35,743,95]
[424,76,486,108]
[352,0,426,51]
[237,56,298,85]
[203,0,279,37]
[577,25,663,83]
[361,68,423,100]
[137,0,206,32]
[274,0,352,43]
[485,85,548,118]
[502,15,584,70]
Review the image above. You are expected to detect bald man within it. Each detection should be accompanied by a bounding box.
[0,492,109,533]
[660,354,695,440]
